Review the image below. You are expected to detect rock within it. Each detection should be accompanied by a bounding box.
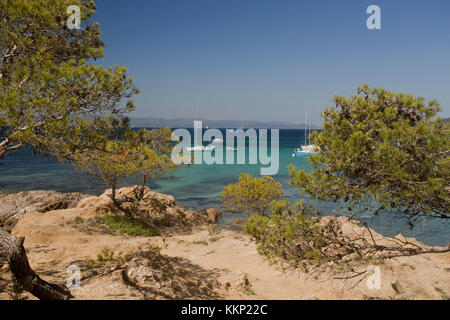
[0,185,222,234]
[235,272,251,289]
[198,208,222,224]
[391,280,405,295]
[77,187,177,210]
[394,293,417,300]
[122,250,220,298]
[416,293,431,300]
[362,295,385,300]
[1,263,9,273]
[233,218,243,225]
[0,190,88,231]
[77,196,106,209]
[77,186,218,233]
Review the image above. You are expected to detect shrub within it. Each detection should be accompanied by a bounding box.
[244,200,330,268]
[103,215,160,237]
[74,216,84,224]
[220,173,283,216]
[94,247,132,265]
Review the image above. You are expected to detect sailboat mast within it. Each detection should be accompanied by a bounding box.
[195,101,199,120]
[305,111,308,146]
[308,106,311,145]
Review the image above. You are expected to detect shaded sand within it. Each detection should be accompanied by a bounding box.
[1,189,449,300]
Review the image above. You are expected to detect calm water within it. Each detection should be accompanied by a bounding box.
[0,129,448,246]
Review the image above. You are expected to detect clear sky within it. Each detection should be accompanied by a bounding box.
[94,0,450,125]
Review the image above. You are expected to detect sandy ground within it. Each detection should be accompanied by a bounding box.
[1,204,449,300]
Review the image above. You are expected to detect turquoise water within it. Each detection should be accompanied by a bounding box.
[0,129,448,246]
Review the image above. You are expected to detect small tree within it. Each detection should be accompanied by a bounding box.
[220,173,283,216]
[73,139,137,210]
[74,128,179,209]
[127,128,178,200]
[289,85,450,222]
[244,200,330,268]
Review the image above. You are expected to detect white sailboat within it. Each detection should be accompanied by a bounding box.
[187,144,216,152]
[187,101,216,152]
[292,107,319,157]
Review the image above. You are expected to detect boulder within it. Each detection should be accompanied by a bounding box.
[391,280,406,295]
[1,185,222,234]
[77,186,217,233]
[234,271,251,290]
[0,190,88,231]
[198,208,222,224]
[123,250,220,298]
[77,186,176,210]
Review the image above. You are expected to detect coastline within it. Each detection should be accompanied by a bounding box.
[1,187,449,300]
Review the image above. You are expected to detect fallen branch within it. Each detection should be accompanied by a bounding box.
[0,226,72,300]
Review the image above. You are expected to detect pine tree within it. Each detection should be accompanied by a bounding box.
[289,85,449,221]
[0,0,137,300]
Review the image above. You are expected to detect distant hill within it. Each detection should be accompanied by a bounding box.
[130,117,321,129]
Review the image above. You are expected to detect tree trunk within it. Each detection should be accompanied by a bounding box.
[110,182,133,217]
[0,226,72,300]
[139,175,147,200]
[110,182,122,211]
[111,182,117,204]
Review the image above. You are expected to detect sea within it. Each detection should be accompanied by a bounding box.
[0,129,448,246]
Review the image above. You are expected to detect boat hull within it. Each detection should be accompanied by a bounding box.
[293,151,318,156]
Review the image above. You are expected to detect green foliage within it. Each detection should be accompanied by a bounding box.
[247,199,450,271]
[95,247,132,265]
[434,287,450,300]
[289,85,450,221]
[103,215,160,237]
[127,128,178,199]
[147,244,163,252]
[0,0,137,162]
[219,173,283,216]
[244,200,330,268]
[74,216,84,224]
[73,139,136,204]
[243,286,256,296]
[96,247,115,263]
[73,127,179,207]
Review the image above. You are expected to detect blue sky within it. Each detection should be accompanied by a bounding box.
[94,0,450,125]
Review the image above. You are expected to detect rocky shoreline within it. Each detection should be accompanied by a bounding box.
[1,188,449,300]
[0,190,88,231]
